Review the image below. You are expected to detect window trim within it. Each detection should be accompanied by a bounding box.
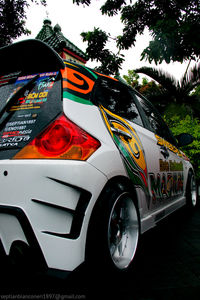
[127,87,152,130]
[134,89,178,147]
[92,77,144,127]
[91,77,178,147]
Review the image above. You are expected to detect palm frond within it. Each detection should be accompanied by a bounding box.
[181,62,200,93]
[135,67,179,96]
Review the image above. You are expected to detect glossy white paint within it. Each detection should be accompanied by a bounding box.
[0,64,195,273]
[0,160,107,270]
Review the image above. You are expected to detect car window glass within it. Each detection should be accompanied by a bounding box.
[0,71,62,159]
[94,78,143,126]
[136,94,177,145]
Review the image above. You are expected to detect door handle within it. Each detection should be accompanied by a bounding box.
[160,146,169,159]
[111,127,132,141]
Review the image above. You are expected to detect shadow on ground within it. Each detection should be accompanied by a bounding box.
[1,204,200,300]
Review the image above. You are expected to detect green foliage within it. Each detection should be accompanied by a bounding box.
[73,0,200,71]
[123,70,139,88]
[0,0,46,47]
[135,64,200,118]
[81,28,108,60]
[191,84,200,98]
[123,69,169,114]
[81,27,124,75]
[124,68,200,180]
[164,114,200,180]
[164,103,192,120]
[101,0,126,16]
[119,0,200,64]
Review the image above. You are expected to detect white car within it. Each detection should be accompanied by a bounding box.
[0,40,197,274]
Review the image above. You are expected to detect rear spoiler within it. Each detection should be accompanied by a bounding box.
[0,39,65,76]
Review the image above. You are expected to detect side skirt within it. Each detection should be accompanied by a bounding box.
[140,196,186,234]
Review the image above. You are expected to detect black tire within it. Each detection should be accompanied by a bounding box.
[86,182,140,273]
[186,170,198,209]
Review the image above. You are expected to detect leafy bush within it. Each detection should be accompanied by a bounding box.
[164,114,200,181]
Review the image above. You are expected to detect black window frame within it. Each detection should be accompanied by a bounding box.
[92,77,144,127]
[133,89,178,147]
[91,76,178,147]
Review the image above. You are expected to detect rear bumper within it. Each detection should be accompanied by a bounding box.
[0,159,107,271]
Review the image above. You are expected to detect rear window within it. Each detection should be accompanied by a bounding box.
[0,71,62,159]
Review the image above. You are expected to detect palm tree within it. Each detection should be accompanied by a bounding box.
[135,62,200,117]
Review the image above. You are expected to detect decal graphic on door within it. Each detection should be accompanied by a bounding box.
[100,106,148,192]
[155,134,189,160]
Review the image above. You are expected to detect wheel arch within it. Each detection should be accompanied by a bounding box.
[97,175,140,210]
[185,167,195,190]
[185,167,197,208]
[86,175,141,241]
[85,174,141,268]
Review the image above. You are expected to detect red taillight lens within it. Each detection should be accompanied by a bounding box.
[35,116,73,156]
[13,115,101,160]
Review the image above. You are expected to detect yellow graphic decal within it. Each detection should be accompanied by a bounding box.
[64,62,78,68]
[100,106,148,188]
[111,121,146,172]
[155,134,182,157]
[100,108,114,138]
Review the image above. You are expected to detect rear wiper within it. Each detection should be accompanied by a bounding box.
[0,74,39,126]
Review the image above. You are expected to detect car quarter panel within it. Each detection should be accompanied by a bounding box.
[63,98,128,179]
[0,160,107,271]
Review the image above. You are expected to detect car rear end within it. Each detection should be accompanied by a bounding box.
[0,40,125,273]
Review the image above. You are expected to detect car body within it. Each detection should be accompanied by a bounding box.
[0,40,197,274]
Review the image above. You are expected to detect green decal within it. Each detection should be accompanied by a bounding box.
[63,91,93,106]
[83,67,98,80]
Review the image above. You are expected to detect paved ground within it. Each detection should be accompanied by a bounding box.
[0,202,200,300]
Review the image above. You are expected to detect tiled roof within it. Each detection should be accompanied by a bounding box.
[36,19,87,61]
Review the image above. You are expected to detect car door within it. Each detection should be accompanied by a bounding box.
[135,93,185,211]
[93,77,161,212]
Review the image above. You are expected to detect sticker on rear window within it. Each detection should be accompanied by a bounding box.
[9,72,58,112]
[0,71,62,158]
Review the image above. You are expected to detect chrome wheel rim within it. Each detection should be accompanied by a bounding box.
[191,175,197,207]
[108,193,139,270]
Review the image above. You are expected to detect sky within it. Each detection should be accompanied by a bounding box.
[17,0,193,81]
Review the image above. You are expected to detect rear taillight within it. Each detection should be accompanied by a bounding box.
[13,115,101,160]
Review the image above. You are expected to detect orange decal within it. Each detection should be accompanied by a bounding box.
[62,67,95,94]
[95,71,118,81]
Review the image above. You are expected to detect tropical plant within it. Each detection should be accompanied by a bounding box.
[164,114,200,181]
[123,70,169,113]
[123,70,140,89]
[135,63,200,117]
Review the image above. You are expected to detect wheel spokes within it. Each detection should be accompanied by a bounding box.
[108,195,139,269]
